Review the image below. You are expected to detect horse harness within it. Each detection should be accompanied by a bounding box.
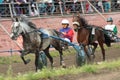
[86,26,96,43]
[76,25,97,43]
[22,27,50,50]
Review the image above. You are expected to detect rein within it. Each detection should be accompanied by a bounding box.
[21,29,41,36]
[74,26,82,32]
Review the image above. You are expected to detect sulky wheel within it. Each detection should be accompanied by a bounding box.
[76,52,86,66]
[37,51,47,70]
[76,45,86,66]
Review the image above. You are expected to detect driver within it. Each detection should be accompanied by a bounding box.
[104,17,118,41]
[59,19,74,42]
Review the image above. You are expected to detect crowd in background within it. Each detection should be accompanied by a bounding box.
[0,0,120,17]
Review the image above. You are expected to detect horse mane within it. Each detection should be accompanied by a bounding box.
[79,16,88,27]
[79,16,103,29]
[20,15,30,23]
[20,15,37,29]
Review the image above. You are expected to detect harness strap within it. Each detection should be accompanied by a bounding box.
[38,29,50,39]
[91,27,95,35]
[86,27,96,43]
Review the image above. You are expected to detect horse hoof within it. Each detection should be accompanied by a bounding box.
[63,65,66,68]
[91,55,95,60]
[25,59,31,64]
[62,64,66,68]
[62,65,66,68]
[96,61,103,65]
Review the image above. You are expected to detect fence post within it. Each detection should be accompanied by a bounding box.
[87,0,106,21]
[81,1,85,14]
[0,23,23,50]
[28,2,31,16]
[10,48,13,56]
[9,3,13,18]
[59,2,63,16]
[35,2,40,17]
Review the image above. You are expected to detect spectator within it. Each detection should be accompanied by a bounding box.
[2,0,11,17]
[71,0,81,12]
[85,1,93,13]
[104,17,118,41]
[37,0,47,15]
[59,19,74,42]
[46,0,55,15]
[0,0,3,3]
[22,0,29,15]
[0,0,4,17]
[117,0,120,8]
[15,0,25,15]
[65,0,73,14]
[97,0,104,13]
[29,0,39,16]
[57,0,66,14]
[103,0,111,12]
[111,0,117,9]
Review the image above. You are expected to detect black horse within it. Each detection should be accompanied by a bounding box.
[10,15,66,71]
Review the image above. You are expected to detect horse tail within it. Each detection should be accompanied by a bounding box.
[104,33,111,47]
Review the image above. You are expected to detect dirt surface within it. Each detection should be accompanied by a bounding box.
[0,45,120,80]
[51,70,120,80]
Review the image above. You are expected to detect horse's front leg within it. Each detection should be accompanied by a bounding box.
[20,50,31,64]
[98,42,105,61]
[91,42,98,58]
[44,49,54,68]
[82,44,92,62]
[35,50,40,71]
[59,50,66,68]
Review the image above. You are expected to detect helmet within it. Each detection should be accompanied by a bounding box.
[61,19,69,24]
[107,17,113,22]
[73,22,80,26]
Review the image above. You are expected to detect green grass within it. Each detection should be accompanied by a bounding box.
[0,43,120,64]
[0,59,120,80]
[0,48,76,64]
[95,43,120,52]
[0,43,120,80]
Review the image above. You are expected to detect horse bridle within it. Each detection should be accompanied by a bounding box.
[11,22,22,37]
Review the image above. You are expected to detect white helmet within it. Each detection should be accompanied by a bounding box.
[61,19,69,24]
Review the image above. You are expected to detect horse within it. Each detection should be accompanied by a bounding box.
[10,16,66,71]
[72,14,112,62]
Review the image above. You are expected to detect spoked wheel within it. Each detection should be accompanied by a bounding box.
[76,52,86,66]
[75,45,86,66]
[87,45,95,63]
[37,51,47,70]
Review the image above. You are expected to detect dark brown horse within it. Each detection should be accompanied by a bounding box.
[72,15,111,61]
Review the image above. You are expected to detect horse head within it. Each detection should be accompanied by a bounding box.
[10,16,33,40]
[72,14,88,32]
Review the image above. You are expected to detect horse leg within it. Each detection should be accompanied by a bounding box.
[82,43,93,64]
[35,50,40,71]
[98,42,105,61]
[59,49,66,68]
[92,43,98,54]
[51,40,66,68]
[91,42,98,58]
[53,44,66,68]
[44,48,54,68]
[84,46,91,61]
[20,51,31,64]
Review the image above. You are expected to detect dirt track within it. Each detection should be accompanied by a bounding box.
[0,44,120,80]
